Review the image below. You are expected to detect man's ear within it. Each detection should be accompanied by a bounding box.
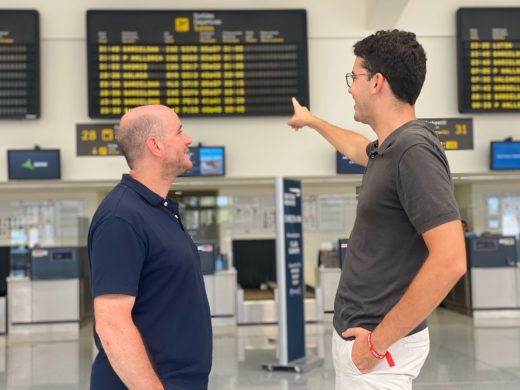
[370,73,386,95]
[146,136,162,157]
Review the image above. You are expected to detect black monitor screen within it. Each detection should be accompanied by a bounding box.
[232,239,276,289]
[336,152,365,174]
[0,247,10,296]
[181,146,225,177]
[338,238,349,269]
[490,141,520,170]
[8,149,61,180]
[196,243,216,275]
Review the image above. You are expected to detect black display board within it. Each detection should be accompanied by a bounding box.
[457,8,520,113]
[76,123,120,156]
[0,10,40,119]
[87,10,309,118]
[420,118,474,150]
[232,239,276,289]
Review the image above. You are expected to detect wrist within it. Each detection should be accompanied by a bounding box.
[367,332,396,368]
[367,332,386,359]
[369,330,388,353]
[307,114,321,130]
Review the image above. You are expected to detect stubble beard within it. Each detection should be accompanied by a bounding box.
[162,155,192,180]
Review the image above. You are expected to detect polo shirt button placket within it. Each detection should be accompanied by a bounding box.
[163,201,168,207]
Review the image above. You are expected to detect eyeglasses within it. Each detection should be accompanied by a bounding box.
[345,72,369,87]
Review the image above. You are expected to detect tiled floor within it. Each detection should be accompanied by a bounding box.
[0,308,519,389]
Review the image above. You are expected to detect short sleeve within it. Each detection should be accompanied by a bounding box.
[90,216,146,297]
[397,143,460,234]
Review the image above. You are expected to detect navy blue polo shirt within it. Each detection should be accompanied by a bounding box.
[88,174,212,390]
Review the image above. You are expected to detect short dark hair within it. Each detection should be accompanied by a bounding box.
[353,30,426,105]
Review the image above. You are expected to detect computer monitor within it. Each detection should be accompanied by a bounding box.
[232,239,276,289]
[338,238,349,269]
[490,141,520,170]
[181,146,225,177]
[318,246,340,268]
[0,247,10,296]
[336,152,365,174]
[196,243,217,275]
[7,149,61,180]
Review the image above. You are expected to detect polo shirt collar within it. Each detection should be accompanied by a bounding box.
[366,119,436,158]
[120,174,168,207]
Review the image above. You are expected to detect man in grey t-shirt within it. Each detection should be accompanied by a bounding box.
[288,30,466,389]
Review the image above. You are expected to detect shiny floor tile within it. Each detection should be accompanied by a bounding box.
[0,308,519,389]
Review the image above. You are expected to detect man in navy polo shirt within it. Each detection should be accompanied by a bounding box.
[88,105,212,389]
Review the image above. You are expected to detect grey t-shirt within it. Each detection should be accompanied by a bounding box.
[333,120,460,336]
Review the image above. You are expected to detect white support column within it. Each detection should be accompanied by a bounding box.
[366,0,409,30]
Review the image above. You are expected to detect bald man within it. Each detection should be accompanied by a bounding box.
[88,105,212,390]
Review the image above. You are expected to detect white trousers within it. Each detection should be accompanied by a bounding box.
[332,328,430,390]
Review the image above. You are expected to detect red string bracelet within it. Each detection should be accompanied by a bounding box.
[367,332,395,367]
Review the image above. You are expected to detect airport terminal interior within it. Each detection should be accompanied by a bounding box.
[1,0,520,388]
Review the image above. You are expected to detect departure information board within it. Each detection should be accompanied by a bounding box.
[457,8,520,113]
[0,10,40,119]
[87,10,309,118]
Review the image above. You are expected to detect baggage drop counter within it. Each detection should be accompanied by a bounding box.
[7,247,91,334]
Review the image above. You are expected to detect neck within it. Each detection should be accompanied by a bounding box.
[129,168,174,199]
[371,103,416,145]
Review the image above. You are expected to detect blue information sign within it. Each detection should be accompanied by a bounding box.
[276,177,305,363]
[263,178,322,372]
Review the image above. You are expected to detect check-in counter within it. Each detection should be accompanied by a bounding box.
[315,266,341,321]
[6,246,90,334]
[203,268,237,325]
[444,236,520,318]
[7,277,86,334]
[0,296,6,334]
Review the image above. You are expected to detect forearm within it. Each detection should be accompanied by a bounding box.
[307,116,370,166]
[371,254,465,352]
[98,322,164,390]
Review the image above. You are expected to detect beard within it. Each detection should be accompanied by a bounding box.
[161,154,192,180]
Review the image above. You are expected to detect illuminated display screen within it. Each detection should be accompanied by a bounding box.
[490,141,520,170]
[87,10,309,118]
[181,146,225,177]
[7,149,60,180]
[0,10,40,119]
[336,152,365,174]
[457,8,520,112]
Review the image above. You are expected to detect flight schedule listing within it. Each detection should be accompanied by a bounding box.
[457,8,520,113]
[87,10,309,118]
[0,10,40,119]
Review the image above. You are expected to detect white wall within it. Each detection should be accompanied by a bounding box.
[2,0,520,181]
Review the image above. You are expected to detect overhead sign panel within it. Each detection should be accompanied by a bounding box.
[0,10,40,119]
[87,10,309,118]
[457,8,520,112]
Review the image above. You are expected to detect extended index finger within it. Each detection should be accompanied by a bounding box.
[291,97,302,110]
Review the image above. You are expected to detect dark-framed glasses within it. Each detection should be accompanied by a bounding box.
[345,72,369,87]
